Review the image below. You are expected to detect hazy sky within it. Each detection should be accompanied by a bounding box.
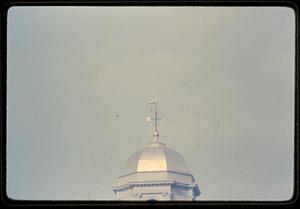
[7,6,294,201]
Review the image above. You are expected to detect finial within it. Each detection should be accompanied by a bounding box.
[147,93,161,143]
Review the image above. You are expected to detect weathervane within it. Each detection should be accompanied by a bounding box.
[146,94,161,142]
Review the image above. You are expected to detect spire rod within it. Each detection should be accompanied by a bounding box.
[148,93,160,143]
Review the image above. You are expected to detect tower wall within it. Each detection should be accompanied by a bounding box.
[113,171,200,200]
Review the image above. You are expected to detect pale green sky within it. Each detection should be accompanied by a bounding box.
[7,6,294,201]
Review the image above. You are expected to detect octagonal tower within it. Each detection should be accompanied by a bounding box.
[113,95,200,200]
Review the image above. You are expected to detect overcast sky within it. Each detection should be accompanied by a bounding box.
[7,6,294,201]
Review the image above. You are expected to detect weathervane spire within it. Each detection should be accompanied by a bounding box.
[147,93,161,143]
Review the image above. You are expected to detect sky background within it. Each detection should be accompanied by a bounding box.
[7,6,295,201]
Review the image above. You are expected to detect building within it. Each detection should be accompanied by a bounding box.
[112,96,200,200]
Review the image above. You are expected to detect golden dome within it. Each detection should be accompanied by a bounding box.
[122,141,190,175]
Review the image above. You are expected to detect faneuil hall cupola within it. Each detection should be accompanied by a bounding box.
[113,95,200,201]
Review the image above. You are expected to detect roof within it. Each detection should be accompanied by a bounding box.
[121,141,190,175]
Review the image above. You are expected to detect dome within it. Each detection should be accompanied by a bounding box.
[113,96,200,200]
[121,141,190,175]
